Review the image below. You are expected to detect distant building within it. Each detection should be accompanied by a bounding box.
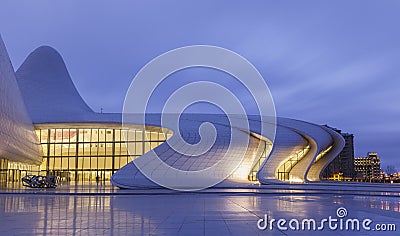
[354,152,381,181]
[322,126,355,180]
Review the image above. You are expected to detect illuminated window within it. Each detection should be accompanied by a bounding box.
[36,126,172,182]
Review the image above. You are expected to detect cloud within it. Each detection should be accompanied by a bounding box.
[0,0,399,166]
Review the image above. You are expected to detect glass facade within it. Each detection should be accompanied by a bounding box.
[276,144,311,181]
[0,158,40,184]
[35,125,172,182]
[248,140,272,181]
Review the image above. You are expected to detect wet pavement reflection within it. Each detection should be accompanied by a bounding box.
[0,191,399,235]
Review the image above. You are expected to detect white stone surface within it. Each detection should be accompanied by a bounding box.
[0,35,42,164]
[112,115,346,188]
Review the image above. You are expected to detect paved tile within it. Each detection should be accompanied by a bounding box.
[0,191,399,235]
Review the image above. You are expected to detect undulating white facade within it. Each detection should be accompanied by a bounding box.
[0,36,42,165]
[0,35,345,188]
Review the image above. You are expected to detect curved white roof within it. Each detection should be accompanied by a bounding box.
[2,44,346,187]
[111,115,345,188]
[16,46,121,124]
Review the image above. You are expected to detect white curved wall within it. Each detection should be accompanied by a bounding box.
[257,125,307,183]
[307,126,345,181]
[0,36,42,164]
[280,119,332,182]
[1,43,345,186]
[111,115,346,189]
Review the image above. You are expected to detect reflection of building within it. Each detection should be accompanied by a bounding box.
[0,36,348,187]
[322,126,355,180]
[354,152,381,181]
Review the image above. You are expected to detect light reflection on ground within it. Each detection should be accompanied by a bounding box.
[0,190,399,235]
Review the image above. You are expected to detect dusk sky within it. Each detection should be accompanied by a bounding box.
[1,1,399,168]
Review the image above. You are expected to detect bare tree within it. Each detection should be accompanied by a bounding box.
[386,165,397,175]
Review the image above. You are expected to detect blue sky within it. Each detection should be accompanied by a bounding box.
[1,1,399,169]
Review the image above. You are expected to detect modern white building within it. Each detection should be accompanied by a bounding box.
[0,35,345,188]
